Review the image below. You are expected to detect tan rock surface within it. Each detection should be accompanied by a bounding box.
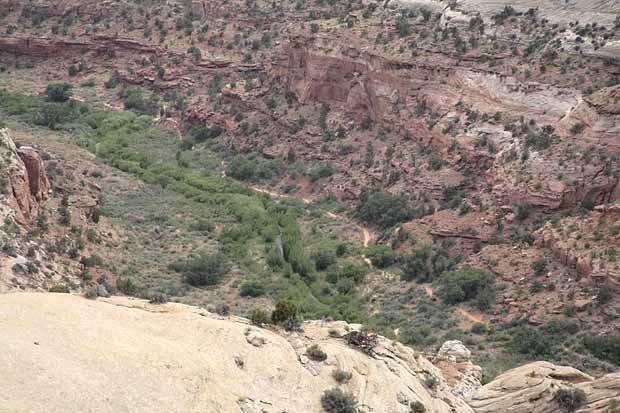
[468,361,620,413]
[0,293,474,413]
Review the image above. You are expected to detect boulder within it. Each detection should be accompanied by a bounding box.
[467,361,620,412]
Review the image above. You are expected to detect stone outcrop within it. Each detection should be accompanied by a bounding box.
[0,35,161,62]
[585,85,620,115]
[491,140,619,212]
[535,223,593,276]
[0,128,50,224]
[535,205,620,288]
[467,361,620,412]
[0,293,474,413]
[434,340,483,399]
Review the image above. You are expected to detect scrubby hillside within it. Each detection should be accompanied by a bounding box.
[1,0,620,405]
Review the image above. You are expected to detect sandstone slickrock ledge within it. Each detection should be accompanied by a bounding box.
[0,293,473,413]
[3,293,620,412]
[467,361,620,413]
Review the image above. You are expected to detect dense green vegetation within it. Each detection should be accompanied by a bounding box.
[355,187,430,229]
[0,87,366,323]
[434,266,495,310]
[583,336,620,365]
[400,243,459,283]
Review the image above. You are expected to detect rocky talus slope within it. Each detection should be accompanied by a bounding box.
[1,292,620,412]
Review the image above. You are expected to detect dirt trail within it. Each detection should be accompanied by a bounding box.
[424,285,433,298]
[248,185,374,252]
[423,284,485,324]
[456,306,485,324]
[222,158,373,266]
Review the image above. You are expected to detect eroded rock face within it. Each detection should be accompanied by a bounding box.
[534,204,620,288]
[0,35,161,63]
[585,85,620,116]
[0,129,49,224]
[467,361,620,413]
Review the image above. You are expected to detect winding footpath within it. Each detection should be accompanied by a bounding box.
[248,184,373,256]
[224,164,486,325]
[423,285,486,325]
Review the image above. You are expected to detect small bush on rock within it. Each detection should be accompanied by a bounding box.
[332,368,352,383]
[306,344,327,361]
[250,308,271,326]
[410,401,427,413]
[271,299,297,325]
[48,284,70,293]
[553,388,586,412]
[148,293,168,304]
[321,388,357,413]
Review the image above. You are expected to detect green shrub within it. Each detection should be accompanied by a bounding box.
[332,368,352,383]
[189,219,215,233]
[514,204,531,221]
[36,102,75,129]
[191,124,223,142]
[84,288,98,299]
[271,299,297,324]
[364,245,395,268]
[44,83,73,102]
[569,122,586,135]
[48,284,70,293]
[326,263,367,285]
[584,335,620,364]
[250,308,271,325]
[409,401,427,413]
[507,326,553,357]
[306,344,328,361]
[424,375,439,389]
[321,388,357,413]
[435,266,495,305]
[401,244,458,283]
[335,277,356,294]
[471,322,487,335]
[530,280,545,293]
[401,323,432,345]
[532,258,548,276]
[240,280,265,297]
[116,277,139,296]
[597,285,613,306]
[120,88,159,115]
[312,248,337,271]
[553,388,587,412]
[80,254,103,267]
[169,253,229,286]
[216,303,230,315]
[356,187,421,228]
[564,303,576,317]
[308,162,337,182]
[149,292,168,304]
